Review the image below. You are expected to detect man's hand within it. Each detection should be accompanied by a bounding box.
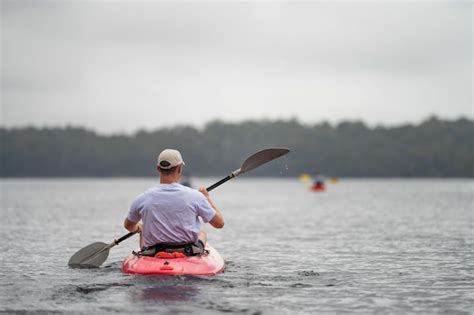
[199,187,210,198]
[135,223,143,234]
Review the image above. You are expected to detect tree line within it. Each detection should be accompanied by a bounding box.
[1,116,472,177]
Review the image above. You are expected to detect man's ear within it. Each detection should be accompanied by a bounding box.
[156,166,161,174]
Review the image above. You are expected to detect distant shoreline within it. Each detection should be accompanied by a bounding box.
[1,116,473,178]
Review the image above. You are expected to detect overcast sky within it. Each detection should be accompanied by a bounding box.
[1,0,472,134]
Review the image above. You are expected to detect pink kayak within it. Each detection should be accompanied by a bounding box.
[122,245,224,276]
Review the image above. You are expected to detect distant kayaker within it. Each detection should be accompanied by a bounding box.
[310,173,326,192]
[123,149,224,256]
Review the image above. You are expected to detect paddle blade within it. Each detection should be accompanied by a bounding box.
[68,242,110,268]
[241,147,290,173]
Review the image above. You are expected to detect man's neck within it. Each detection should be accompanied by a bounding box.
[160,176,179,184]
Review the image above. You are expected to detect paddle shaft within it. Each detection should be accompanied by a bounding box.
[114,231,136,245]
[206,173,235,192]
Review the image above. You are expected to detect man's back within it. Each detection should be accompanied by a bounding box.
[128,183,216,247]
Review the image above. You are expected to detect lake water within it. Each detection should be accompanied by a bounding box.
[0,178,472,313]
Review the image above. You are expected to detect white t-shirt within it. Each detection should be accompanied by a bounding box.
[127,183,216,247]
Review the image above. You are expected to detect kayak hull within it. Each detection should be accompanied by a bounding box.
[310,183,326,192]
[122,245,224,276]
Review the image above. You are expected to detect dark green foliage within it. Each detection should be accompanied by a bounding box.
[1,116,472,177]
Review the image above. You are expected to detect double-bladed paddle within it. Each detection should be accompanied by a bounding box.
[68,147,290,268]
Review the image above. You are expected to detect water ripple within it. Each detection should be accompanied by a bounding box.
[1,178,472,313]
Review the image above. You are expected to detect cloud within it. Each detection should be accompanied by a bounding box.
[1,1,472,133]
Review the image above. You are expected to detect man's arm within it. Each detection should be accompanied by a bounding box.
[199,187,224,229]
[124,218,142,233]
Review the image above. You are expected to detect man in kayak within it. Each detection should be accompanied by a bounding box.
[123,148,224,255]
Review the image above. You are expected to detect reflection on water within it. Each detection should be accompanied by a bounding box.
[128,275,203,302]
[137,284,198,301]
[0,178,473,313]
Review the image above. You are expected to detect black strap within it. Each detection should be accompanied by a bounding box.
[140,242,204,257]
[148,242,193,250]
